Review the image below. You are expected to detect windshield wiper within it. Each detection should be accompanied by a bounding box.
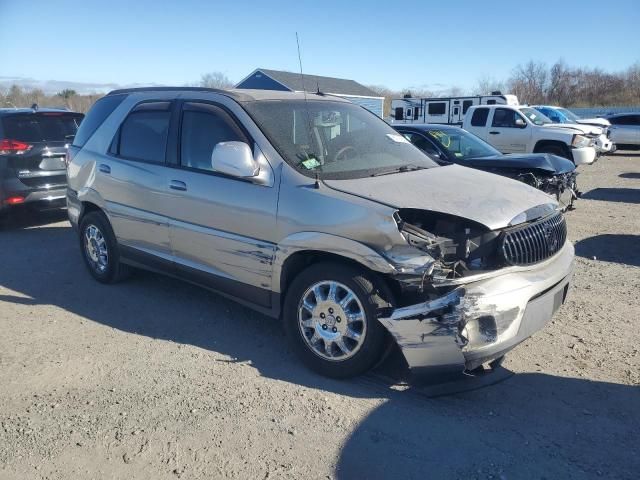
[370,165,426,177]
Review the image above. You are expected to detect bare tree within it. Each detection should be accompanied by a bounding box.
[474,75,506,95]
[199,72,233,89]
[508,61,548,104]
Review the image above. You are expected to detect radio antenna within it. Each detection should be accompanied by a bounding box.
[296,32,321,189]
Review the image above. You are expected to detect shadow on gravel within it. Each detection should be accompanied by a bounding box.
[336,374,640,479]
[619,172,640,179]
[582,187,640,204]
[575,234,640,267]
[0,208,68,231]
[2,224,639,478]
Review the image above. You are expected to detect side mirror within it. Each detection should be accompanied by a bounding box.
[515,118,527,128]
[211,141,259,178]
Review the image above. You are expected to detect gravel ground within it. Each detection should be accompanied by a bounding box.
[1,152,638,480]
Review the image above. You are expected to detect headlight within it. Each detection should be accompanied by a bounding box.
[571,134,591,148]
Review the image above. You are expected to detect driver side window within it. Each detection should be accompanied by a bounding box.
[403,132,440,156]
[492,108,521,128]
[180,103,249,171]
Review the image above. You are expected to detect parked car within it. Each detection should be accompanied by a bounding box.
[534,105,611,128]
[0,107,83,219]
[463,105,597,165]
[603,113,640,149]
[531,105,614,154]
[393,124,579,210]
[67,87,574,380]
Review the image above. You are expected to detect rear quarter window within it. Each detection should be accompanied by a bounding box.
[73,94,126,147]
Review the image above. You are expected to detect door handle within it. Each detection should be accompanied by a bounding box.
[98,164,111,174]
[489,131,500,135]
[169,180,187,191]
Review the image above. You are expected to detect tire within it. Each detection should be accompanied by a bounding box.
[537,144,571,161]
[283,262,394,379]
[79,210,131,284]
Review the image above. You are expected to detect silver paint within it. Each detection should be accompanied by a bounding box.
[67,88,575,376]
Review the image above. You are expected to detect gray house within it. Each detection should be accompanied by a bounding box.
[235,68,384,117]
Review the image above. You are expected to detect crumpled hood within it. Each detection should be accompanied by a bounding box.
[576,117,610,128]
[540,123,595,135]
[465,153,575,174]
[324,164,556,231]
[544,122,602,135]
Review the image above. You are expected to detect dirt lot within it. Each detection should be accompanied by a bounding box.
[1,152,638,480]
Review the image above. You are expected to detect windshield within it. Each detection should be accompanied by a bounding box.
[557,107,580,121]
[243,100,439,180]
[520,107,552,126]
[425,128,500,160]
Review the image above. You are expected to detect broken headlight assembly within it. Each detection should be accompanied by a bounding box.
[391,209,503,283]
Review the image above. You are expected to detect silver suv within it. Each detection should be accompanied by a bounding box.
[67,87,575,379]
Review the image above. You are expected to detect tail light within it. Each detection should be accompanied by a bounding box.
[4,196,25,205]
[0,139,32,155]
[65,145,80,167]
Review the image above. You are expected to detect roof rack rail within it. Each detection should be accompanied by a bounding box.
[107,86,229,96]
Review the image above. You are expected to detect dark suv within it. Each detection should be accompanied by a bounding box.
[0,107,83,218]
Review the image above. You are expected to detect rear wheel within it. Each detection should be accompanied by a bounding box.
[283,262,393,378]
[79,211,130,283]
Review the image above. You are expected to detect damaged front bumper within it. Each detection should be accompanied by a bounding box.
[378,241,575,380]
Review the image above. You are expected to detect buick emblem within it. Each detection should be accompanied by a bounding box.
[544,225,558,252]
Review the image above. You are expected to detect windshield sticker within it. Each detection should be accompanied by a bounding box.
[301,157,321,170]
[386,133,410,144]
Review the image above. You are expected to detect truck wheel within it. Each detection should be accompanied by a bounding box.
[538,144,571,161]
[283,262,394,378]
[79,211,131,284]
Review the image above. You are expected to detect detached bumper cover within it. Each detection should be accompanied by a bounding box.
[378,242,574,379]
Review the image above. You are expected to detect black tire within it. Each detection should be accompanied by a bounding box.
[538,144,571,161]
[283,262,394,379]
[79,210,131,284]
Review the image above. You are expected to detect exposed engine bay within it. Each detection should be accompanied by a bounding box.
[516,170,579,210]
[394,209,503,281]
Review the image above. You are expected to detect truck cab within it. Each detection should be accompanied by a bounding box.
[463,105,597,165]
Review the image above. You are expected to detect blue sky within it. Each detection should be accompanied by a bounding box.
[1,0,639,92]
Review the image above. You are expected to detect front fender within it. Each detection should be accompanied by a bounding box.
[272,232,397,293]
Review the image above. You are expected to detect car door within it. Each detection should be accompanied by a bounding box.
[165,99,278,307]
[465,107,490,141]
[487,108,531,153]
[609,115,640,145]
[97,100,172,260]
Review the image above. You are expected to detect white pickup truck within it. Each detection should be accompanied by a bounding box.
[463,105,597,165]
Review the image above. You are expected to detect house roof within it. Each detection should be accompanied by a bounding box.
[239,68,382,98]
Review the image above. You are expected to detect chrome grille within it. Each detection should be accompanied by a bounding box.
[501,212,567,266]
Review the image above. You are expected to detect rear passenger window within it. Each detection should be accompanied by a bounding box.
[180,103,248,171]
[470,108,489,126]
[116,102,171,163]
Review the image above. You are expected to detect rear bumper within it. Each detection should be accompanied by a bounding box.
[378,242,575,379]
[1,178,67,211]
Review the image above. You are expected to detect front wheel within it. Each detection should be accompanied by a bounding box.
[537,144,571,161]
[283,262,394,378]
